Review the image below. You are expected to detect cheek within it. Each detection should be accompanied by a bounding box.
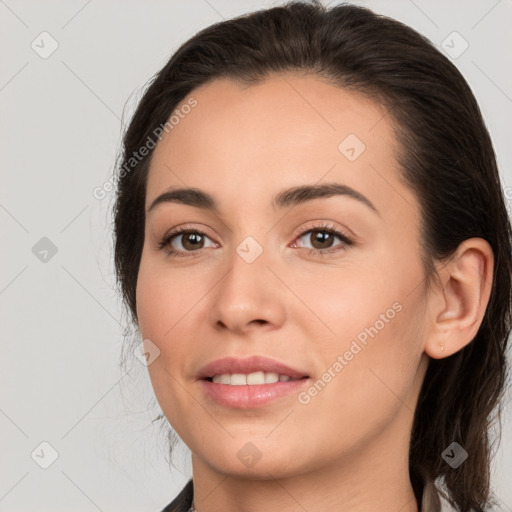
[135,252,218,387]
[136,253,196,338]
[288,257,403,350]
[292,248,425,407]
[135,258,197,423]
[135,256,194,391]
[297,300,424,453]
[136,276,169,341]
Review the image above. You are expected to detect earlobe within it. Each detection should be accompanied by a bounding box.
[424,238,494,360]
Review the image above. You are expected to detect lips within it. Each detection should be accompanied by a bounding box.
[197,355,310,381]
[198,355,311,409]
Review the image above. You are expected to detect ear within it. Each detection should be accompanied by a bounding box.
[424,238,494,359]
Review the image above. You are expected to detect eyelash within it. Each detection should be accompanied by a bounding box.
[158,222,354,259]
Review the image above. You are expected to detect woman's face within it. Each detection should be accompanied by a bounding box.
[136,73,431,479]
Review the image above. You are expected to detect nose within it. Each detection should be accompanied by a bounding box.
[209,244,287,336]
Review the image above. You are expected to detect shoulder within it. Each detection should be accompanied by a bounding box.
[159,479,193,512]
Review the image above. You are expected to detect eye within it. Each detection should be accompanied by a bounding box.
[158,227,217,257]
[291,223,354,256]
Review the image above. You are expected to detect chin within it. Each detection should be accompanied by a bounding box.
[194,439,312,479]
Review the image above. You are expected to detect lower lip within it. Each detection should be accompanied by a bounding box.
[199,378,310,409]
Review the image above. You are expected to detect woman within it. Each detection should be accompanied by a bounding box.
[113,1,512,511]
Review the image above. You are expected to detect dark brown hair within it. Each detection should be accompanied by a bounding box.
[113,2,512,510]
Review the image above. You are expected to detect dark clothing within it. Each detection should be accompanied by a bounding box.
[160,479,193,512]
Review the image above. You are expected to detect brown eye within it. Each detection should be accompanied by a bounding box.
[309,230,336,249]
[180,232,205,251]
[294,226,353,254]
[158,228,217,257]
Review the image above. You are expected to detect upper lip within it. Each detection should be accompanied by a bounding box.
[198,356,310,380]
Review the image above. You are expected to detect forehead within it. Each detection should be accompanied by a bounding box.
[145,73,416,223]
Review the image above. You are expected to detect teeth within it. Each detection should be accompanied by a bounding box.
[211,372,296,385]
[264,372,279,384]
[230,373,247,385]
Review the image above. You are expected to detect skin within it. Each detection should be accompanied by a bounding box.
[135,72,494,512]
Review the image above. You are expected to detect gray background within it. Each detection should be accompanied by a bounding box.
[1,0,511,511]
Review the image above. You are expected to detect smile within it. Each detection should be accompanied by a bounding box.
[208,371,299,385]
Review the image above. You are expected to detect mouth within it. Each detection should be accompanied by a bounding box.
[198,355,310,381]
[198,355,311,408]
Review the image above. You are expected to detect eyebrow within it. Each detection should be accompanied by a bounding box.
[147,182,380,216]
